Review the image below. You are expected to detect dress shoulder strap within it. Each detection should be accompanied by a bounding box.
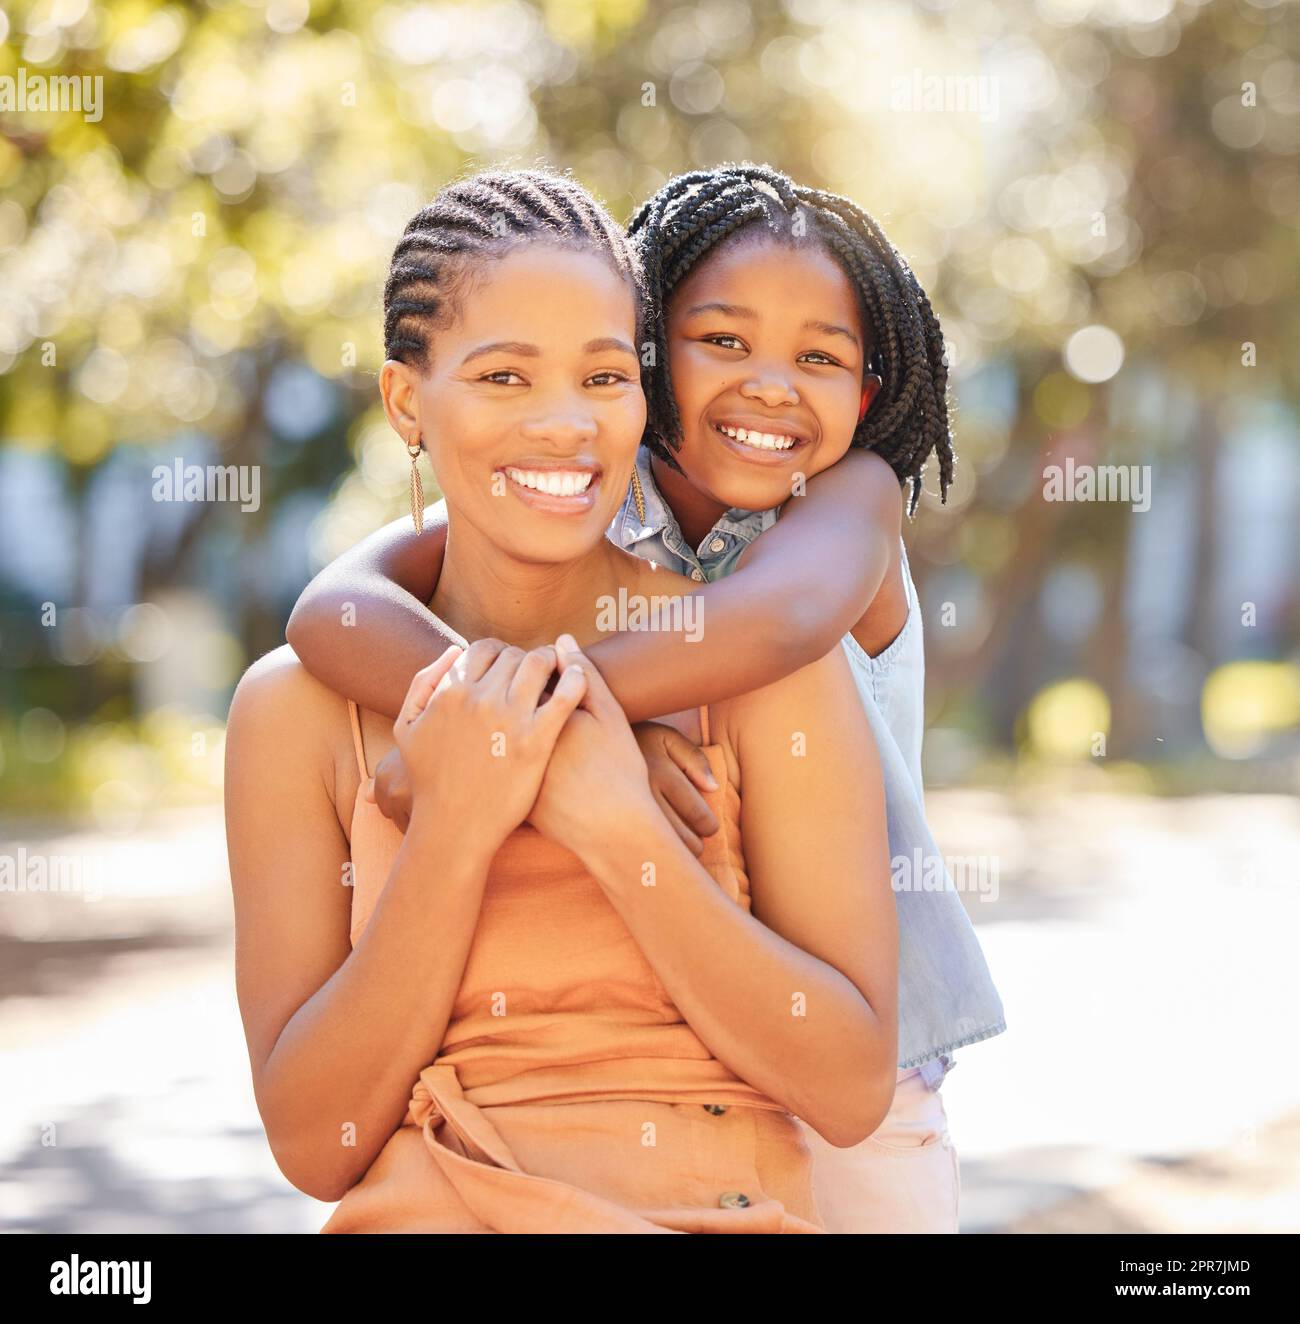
[347,699,369,779]
[698,703,711,746]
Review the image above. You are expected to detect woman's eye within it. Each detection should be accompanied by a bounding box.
[703,334,746,351]
[587,371,630,387]
[482,370,525,385]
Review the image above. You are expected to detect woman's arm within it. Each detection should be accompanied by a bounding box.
[725,642,897,1136]
[534,638,897,1147]
[224,644,496,1202]
[586,447,902,722]
[285,501,456,719]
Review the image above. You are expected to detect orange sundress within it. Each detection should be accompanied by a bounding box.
[320,700,823,1234]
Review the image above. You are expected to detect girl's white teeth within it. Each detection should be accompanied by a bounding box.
[717,424,798,451]
[504,467,594,496]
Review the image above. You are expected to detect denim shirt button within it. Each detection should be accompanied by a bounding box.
[708,537,726,552]
[690,568,705,581]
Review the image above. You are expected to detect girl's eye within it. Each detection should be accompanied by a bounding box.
[800,351,845,367]
[587,371,630,387]
[702,334,746,351]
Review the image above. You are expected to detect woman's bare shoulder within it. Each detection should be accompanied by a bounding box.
[229,644,340,719]
[713,643,864,782]
[227,645,350,770]
[225,645,360,837]
[720,641,855,717]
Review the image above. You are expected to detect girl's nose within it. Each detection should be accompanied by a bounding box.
[739,373,800,407]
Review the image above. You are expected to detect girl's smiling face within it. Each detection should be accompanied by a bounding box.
[662,230,873,515]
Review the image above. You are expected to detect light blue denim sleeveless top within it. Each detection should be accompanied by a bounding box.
[608,447,1007,1081]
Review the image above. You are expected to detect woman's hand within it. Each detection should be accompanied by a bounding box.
[394,639,588,855]
[370,655,713,852]
[527,635,660,858]
[632,722,720,856]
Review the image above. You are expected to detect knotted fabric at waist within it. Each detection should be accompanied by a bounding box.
[399,1061,823,1234]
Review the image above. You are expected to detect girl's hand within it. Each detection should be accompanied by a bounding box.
[394,639,588,855]
[632,721,720,856]
[527,635,660,857]
[364,745,414,832]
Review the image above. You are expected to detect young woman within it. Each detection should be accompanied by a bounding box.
[225,169,898,1233]
[286,165,1005,1231]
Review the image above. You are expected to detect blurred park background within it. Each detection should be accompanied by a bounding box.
[1,0,1297,1232]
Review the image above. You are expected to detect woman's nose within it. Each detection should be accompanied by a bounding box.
[518,406,599,442]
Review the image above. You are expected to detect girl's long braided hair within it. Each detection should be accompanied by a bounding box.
[627,163,953,513]
[384,167,644,371]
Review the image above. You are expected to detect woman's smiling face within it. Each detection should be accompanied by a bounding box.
[401,243,645,564]
[663,230,871,513]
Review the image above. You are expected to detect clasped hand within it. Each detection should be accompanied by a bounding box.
[385,633,668,858]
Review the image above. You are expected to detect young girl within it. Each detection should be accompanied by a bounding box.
[228,168,898,1233]
[287,163,1005,1232]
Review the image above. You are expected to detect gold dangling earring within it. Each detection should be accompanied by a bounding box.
[629,464,646,525]
[407,435,425,534]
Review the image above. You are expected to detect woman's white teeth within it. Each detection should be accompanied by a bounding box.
[717,424,798,451]
[504,467,594,496]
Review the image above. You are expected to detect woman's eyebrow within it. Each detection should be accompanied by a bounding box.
[583,337,638,356]
[804,319,861,347]
[461,338,636,365]
[461,340,540,365]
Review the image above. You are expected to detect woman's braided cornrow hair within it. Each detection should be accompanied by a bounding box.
[384,167,643,371]
[627,163,953,513]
